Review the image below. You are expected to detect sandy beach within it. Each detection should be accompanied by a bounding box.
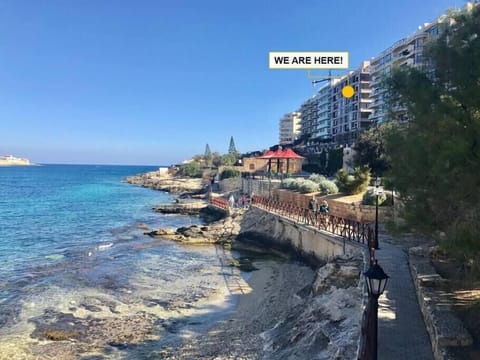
[154,245,363,360]
[156,255,317,359]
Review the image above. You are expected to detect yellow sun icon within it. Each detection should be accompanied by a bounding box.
[341,85,355,98]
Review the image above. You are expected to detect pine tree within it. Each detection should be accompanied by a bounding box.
[228,136,237,154]
[204,144,212,160]
[385,5,480,258]
[204,143,212,167]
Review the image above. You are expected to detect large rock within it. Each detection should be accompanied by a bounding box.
[145,209,247,245]
[125,172,205,194]
[153,202,208,215]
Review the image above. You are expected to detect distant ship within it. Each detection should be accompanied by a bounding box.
[0,155,31,166]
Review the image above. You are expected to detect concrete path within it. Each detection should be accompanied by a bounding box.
[375,242,434,359]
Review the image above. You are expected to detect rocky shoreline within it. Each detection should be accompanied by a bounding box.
[145,209,244,245]
[140,205,364,359]
[125,170,366,359]
[125,171,206,196]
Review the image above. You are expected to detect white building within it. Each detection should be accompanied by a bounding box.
[368,10,460,124]
[303,82,333,154]
[299,95,319,140]
[279,112,302,145]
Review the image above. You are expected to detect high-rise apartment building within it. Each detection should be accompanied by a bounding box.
[279,112,302,145]
[291,3,477,152]
[369,13,454,124]
[303,85,332,154]
[299,95,319,140]
[331,61,372,146]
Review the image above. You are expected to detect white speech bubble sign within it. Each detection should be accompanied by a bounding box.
[269,51,349,69]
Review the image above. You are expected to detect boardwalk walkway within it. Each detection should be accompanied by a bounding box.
[376,241,433,359]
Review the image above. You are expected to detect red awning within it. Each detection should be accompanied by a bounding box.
[256,148,304,159]
[256,150,276,159]
[282,148,304,159]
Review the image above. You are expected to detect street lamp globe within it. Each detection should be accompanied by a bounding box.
[364,261,389,297]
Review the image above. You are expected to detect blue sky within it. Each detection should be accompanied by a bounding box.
[0,0,467,165]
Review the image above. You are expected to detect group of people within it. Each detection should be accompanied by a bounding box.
[308,197,329,214]
[228,193,249,208]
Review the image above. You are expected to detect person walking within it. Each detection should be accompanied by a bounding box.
[228,194,235,208]
[308,196,317,224]
[319,200,329,214]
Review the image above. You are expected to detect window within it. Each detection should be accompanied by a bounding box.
[249,164,255,170]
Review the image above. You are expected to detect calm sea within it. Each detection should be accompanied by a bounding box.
[0,164,193,278]
[0,164,237,358]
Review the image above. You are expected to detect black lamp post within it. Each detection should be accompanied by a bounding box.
[374,177,382,250]
[364,261,389,360]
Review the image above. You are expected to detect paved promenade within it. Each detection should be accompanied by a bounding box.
[375,241,434,359]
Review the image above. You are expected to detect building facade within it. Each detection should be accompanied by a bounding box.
[279,112,302,145]
[368,13,455,124]
[299,95,319,139]
[331,61,372,146]
[291,3,477,153]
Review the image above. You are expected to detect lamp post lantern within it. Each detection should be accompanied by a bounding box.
[364,261,389,360]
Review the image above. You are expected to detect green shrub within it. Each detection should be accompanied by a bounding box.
[362,189,392,206]
[298,179,319,194]
[309,173,327,183]
[220,168,240,180]
[335,166,371,195]
[282,178,297,190]
[178,161,202,178]
[281,178,319,193]
[318,179,338,195]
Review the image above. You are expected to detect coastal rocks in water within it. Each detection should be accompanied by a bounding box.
[136,223,150,230]
[29,308,158,357]
[146,228,177,236]
[125,171,205,195]
[153,201,208,215]
[145,210,246,245]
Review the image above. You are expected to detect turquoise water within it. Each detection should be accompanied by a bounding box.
[0,165,192,276]
[0,165,239,358]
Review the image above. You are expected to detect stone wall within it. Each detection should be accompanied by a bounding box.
[409,248,473,359]
[239,207,364,262]
[272,189,392,223]
[326,198,392,223]
[218,177,242,193]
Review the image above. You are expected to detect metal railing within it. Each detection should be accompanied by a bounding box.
[251,195,376,254]
[209,196,229,211]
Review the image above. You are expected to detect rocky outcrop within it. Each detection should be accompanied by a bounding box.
[153,201,208,215]
[145,210,246,244]
[262,253,364,360]
[125,171,205,195]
